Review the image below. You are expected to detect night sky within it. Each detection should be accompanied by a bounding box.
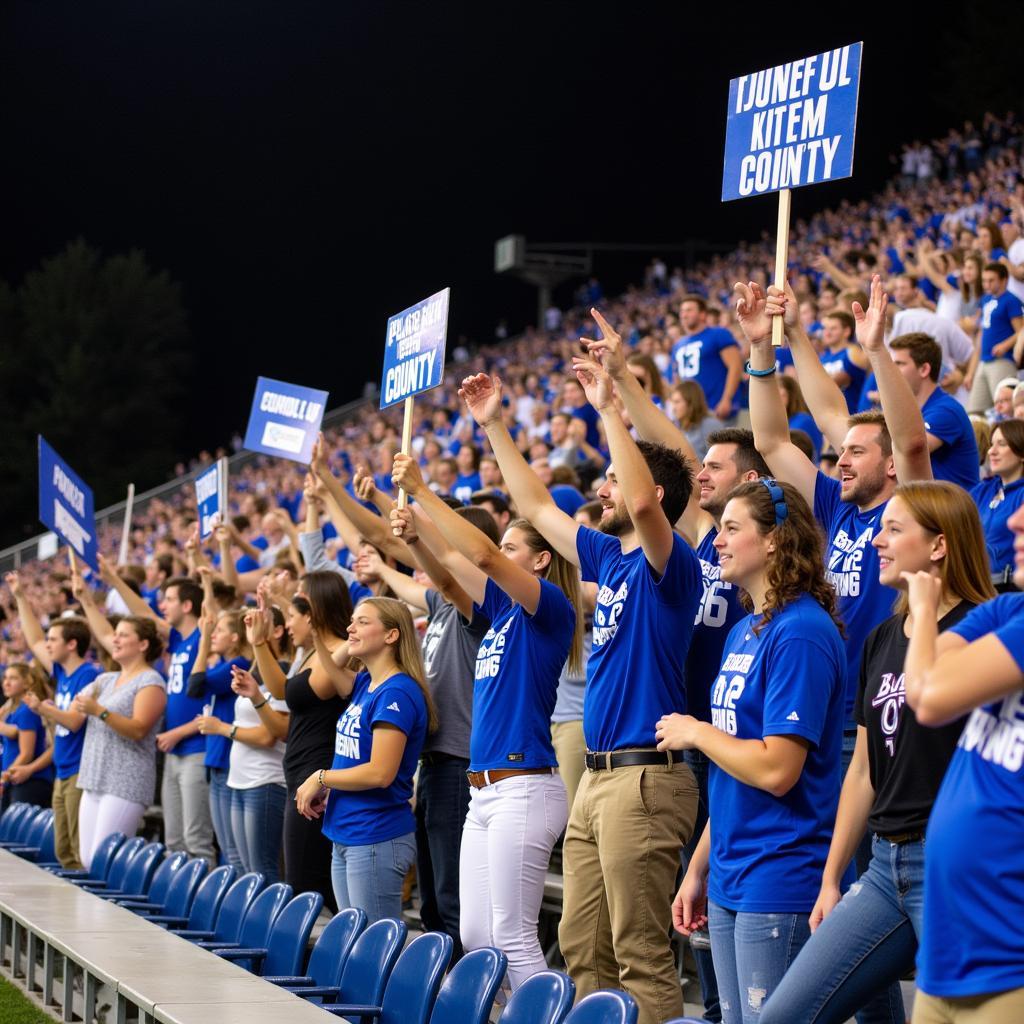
[0,1,998,468]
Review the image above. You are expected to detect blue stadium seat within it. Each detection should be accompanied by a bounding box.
[663,1019,710,1023]
[150,865,239,932]
[426,946,507,1024]
[563,990,638,1024]
[498,970,575,1024]
[121,856,206,918]
[196,881,291,952]
[0,803,33,842]
[0,806,49,851]
[11,811,57,863]
[49,831,125,880]
[72,836,145,891]
[82,841,162,899]
[212,891,323,975]
[291,917,407,1006]
[171,869,261,941]
[320,930,452,1021]
[99,847,181,902]
[264,906,366,991]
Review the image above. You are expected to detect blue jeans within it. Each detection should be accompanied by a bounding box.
[416,754,470,957]
[682,749,720,1023]
[758,837,921,1024]
[208,767,241,869]
[332,832,417,924]
[230,783,286,882]
[707,902,810,1024]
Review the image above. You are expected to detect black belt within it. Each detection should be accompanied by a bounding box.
[585,750,676,771]
[879,831,924,845]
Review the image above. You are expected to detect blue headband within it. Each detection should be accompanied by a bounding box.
[760,478,789,527]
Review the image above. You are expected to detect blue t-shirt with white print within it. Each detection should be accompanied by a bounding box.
[165,627,204,756]
[52,661,101,778]
[708,594,845,912]
[469,577,573,772]
[919,594,1024,997]
[577,526,702,751]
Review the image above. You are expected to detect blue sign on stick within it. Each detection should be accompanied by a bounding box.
[380,288,450,410]
[37,436,99,571]
[243,376,329,464]
[722,43,863,202]
[195,461,222,540]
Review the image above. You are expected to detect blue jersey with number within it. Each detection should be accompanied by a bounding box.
[919,595,1024,997]
[671,327,739,413]
[52,661,101,778]
[814,473,894,717]
[708,595,845,912]
[685,530,747,723]
[577,526,702,750]
[165,627,204,756]
[322,671,428,846]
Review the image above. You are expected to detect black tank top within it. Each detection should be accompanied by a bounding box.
[283,654,347,790]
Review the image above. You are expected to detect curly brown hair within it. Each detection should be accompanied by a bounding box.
[726,479,845,637]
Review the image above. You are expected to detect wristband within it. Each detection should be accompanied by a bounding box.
[745,360,778,378]
[317,768,327,789]
[229,724,239,741]
[251,699,268,711]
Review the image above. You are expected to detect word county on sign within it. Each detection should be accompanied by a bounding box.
[381,287,450,410]
[722,43,863,202]
[243,376,330,464]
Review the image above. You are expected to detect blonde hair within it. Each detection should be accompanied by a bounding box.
[891,482,996,615]
[217,609,253,660]
[670,380,710,429]
[353,598,438,733]
[507,518,585,676]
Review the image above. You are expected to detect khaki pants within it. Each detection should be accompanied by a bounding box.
[551,720,586,811]
[914,987,1024,1023]
[53,774,84,870]
[558,758,698,1024]
[968,356,1016,415]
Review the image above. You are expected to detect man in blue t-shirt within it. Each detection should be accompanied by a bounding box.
[101,563,214,864]
[967,262,1024,415]
[6,572,99,869]
[888,332,979,489]
[462,316,702,1024]
[671,294,744,421]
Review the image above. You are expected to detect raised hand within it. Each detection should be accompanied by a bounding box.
[230,665,262,701]
[244,606,271,647]
[3,572,20,598]
[458,373,503,428]
[734,281,773,343]
[389,506,418,542]
[579,308,626,379]
[851,274,889,353]
[570,356,614,412]
[309,432,329,478]
[765,281,800,329]
[353,466,377,503]
[391,453,425,497]
[96,552,118,584]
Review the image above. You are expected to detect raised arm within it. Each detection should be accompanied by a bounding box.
[581,310,709,542]
[574,356,676,574]
[70,570,115,657]
[737,282,819,508]
[350,470,417,567]
[850,275,932,482]
[97,554,169,638]
[311,631,357,700]
[358,548,429,613]
[5,573,51,672]
[245,602,288,700]
[393,454,547,612]
[460,373,581,567]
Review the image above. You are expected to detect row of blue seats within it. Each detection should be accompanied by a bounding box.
[1,803,702,1024]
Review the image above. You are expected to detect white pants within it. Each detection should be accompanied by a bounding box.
[78,790,146,869]
[459,771,568,990]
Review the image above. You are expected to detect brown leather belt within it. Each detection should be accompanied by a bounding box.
[466,767,557,789]
[879,831,925,845]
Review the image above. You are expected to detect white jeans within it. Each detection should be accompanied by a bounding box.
[459,771,568,990]
[78,790,146,869]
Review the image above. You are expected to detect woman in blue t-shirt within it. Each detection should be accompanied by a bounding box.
[0,662,55,809]
[391,451,583,991]
[655,479,846,1024]
[900,499,1024,1022]
[972,419,1024,590]
[295,597,435,923]
[758,482,996,1024]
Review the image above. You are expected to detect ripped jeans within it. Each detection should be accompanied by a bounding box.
[708,901,810,1024]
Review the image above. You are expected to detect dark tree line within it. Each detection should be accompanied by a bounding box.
[0,240,192,548]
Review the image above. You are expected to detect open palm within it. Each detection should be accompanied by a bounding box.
[459,374,503,426]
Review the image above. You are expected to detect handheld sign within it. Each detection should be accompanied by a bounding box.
[722,43,862,343]
[37,436,99,572]
[243,377,329,465]
[195,461,222,540]
[380,288,450,508]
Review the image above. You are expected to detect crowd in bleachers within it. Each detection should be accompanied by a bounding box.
[3,111,1024,1024]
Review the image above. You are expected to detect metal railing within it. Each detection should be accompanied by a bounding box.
[0,394,375,575]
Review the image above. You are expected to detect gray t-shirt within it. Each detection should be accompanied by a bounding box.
[422,589,489,758]
[551,628,592,723]
[77,669,166,806]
